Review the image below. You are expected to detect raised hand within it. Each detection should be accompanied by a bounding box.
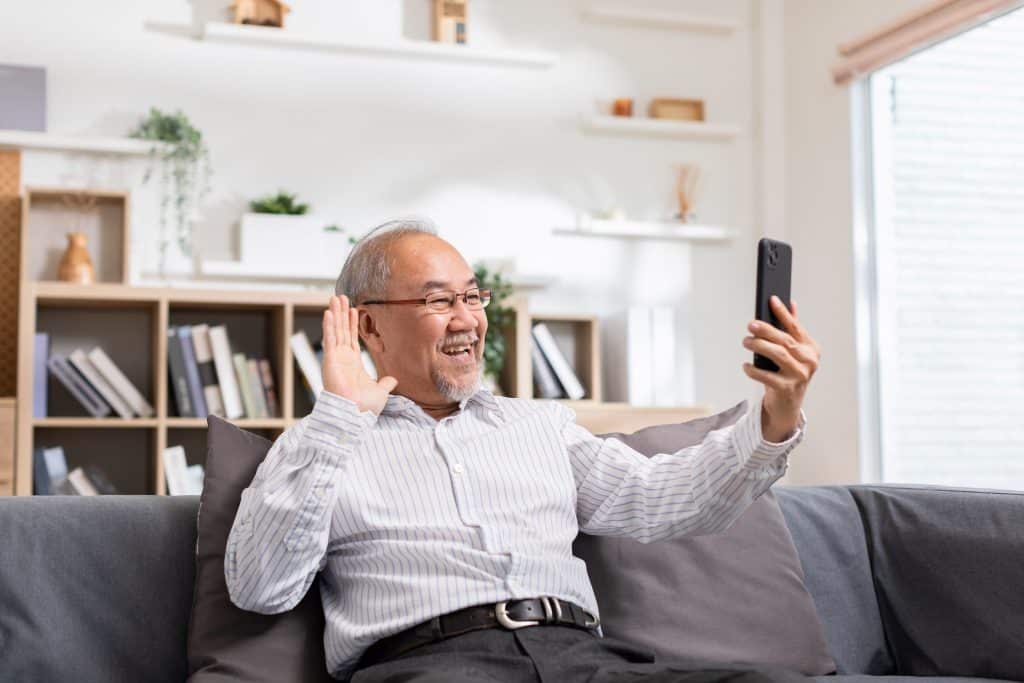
[321,294,398,416]
[741,296,822,442]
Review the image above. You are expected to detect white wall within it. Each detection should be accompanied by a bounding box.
[4,0,771,415]
[781,0,927,484]
[5,0,941,484]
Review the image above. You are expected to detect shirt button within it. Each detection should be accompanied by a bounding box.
[452,463,465,474]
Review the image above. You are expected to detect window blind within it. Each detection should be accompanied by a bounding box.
[870,7,1024,488]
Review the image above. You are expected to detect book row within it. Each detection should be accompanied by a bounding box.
[32,444,204,496]
[32,323,282,420]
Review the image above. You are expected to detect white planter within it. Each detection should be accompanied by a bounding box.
[240,213,353,280]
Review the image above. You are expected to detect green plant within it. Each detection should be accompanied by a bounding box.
[473,263,516,384]
[249,190,309,215]
[130,107,211,274]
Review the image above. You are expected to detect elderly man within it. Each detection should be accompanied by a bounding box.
[225,218,821,682]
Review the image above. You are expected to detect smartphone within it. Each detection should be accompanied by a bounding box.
[754,238,792,372]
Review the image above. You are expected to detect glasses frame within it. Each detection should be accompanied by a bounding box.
[359,288,492,313]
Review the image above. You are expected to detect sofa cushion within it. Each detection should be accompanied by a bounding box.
[574,400,836,676]
[850,484,1024,681]
[0,496,197,683]
[775,485,894,674]
[186,416,334,683]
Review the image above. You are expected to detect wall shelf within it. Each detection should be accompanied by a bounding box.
[146,21,557,69]
[200,258,557,292]
[583,5,737,34]
[0,129,158,156]
[581,114,740,141]
[555,217,733,243]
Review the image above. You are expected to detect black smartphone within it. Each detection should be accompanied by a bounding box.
[754,237,792,372]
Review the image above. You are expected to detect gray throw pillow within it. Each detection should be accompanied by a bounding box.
[187,416,334,683]
[575,399,837,675]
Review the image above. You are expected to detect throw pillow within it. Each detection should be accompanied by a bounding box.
[575,399,837,675]
[186,416,334,683]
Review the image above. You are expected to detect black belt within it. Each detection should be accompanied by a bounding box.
[359,597,600,668]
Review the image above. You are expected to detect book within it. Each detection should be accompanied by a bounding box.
[33,333,48,417]
[190,324,225,417]
[166,328,194,418]
[87,347,155,418]
[164,445,202,495]
[531,342,565,399]
[186,464,205,495]
[651,306,678,406]
[177,326,208,418]
[68,349,135,419]
[233,353,257,418]
[605,307,655,406]
[246,358,269,418]
[32,446,67,495]
[82,465,118,494]
[258,359,279,418]
[290,330,323,398]
[56,467,99,496]
[47,355,112,418]
[208,325,244,419]
[531,323,585,400]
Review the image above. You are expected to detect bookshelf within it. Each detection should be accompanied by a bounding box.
[14,282,336,496]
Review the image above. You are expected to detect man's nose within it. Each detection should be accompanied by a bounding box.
[449,297,479,329]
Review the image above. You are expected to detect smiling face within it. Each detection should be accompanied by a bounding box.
[358,233,488,408]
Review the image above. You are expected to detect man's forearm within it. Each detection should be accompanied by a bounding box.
[224,390,373,614]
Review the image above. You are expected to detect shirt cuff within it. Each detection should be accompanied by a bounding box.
[305,389,378,449]
[730,394,806,469]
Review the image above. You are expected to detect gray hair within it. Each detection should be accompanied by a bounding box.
[335,217,439,304]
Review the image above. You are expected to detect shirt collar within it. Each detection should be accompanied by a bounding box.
[381,385,504,421]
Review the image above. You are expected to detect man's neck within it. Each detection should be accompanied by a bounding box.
[395,392,461,421]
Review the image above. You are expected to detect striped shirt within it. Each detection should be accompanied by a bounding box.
[224,387,805,680]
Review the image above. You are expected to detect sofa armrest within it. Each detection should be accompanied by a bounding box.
[849,484,1024,680]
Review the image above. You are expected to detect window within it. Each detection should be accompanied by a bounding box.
[856,7,1024,489]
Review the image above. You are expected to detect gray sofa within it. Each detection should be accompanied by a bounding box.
[1,484,1021,682]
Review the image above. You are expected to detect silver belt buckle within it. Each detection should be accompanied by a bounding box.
[495,600,539,630]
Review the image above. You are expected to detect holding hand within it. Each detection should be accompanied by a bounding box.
[741,296,821,442]
[322,295,398,415]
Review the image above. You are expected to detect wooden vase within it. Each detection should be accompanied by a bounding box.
[57,232,95,284]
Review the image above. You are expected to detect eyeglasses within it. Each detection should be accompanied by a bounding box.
[359,288,492,314]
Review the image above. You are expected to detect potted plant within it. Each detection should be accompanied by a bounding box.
[130,107,211,276]
[240,191,356,279]
[474,263,516,395]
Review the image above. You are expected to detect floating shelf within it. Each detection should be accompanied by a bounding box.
[145,21,557,69]
[555,217,733,243]
[581,114,740,140]
[200,259,557,291]
[0,129,159,156]
[583,5,737,34]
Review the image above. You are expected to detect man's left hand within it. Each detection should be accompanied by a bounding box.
[742,295,822,443]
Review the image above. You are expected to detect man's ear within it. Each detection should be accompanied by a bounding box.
[358,309,385,354]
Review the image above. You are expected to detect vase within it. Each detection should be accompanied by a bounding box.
[57,232,95,284]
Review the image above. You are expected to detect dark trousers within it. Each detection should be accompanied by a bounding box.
[350,625,808,683]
